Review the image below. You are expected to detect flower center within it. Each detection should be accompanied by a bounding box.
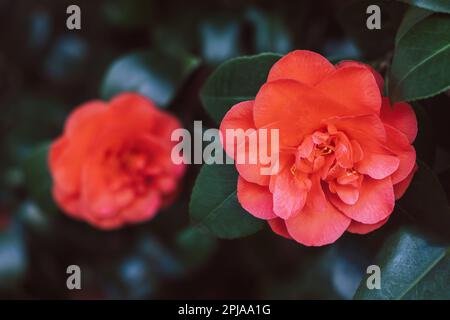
[122,152,147,172]
[290,164,297,176]
[317,144,334,156]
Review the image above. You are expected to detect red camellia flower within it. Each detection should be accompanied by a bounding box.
[49,93,185,229]
[220,50,417,246]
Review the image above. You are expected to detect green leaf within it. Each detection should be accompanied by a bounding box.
[398,160,450,238]
[101,50,200,108]
[354,227,450,299]
[189,163,264,239]
[176,226,216,269]
[395,7,433,45]
[2,96,66,163]
[200,53,281,125]
[397,0,450,14]
[22,143,58,214]
[389,14,450,102]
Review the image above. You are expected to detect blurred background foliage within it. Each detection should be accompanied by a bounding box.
[0,0,449,299]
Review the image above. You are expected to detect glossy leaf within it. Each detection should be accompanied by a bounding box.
[189,164,264,239]
[101,50,200,108]
[398,160,450,238]
[2,96,66,163]
[200,53,281,125]
[389,14,450,102]
[176,226,216,268]
[354,227,450,299]
[397,0,450,14]
[395,7,433,44]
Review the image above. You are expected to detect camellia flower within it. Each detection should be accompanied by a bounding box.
[49,93,185,229]
[220,50,417,246]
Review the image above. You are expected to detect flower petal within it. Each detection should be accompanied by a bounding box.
[394,163,418,199]
[52,185,79,218]
[329,177,394,224]
[254,80,359,147]
[336,61,384,92]
[347,217,389,234]
[80,155,125,218]
[334,184,359,205]
[220,101,270,185]
[316,65,382,114]
[272,167,309,219]
[285,175,351,246]
[268,218,292,239]
[64,100,108,137]
[50,102,108,195]
[122,190,161,223]
[384,124,416,184]
[325,114,387,143]
[380,98,417,143]
[355,153,400,180]
[267,50,335,86]
[237,176,277,220]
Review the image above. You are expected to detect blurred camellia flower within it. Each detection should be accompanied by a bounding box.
[220,50,417,246]
[49,93,185,229]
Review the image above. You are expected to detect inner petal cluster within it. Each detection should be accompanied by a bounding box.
[290,126,365,211]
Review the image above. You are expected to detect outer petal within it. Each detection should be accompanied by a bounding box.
[329,177,395,224]
[316,65,382,114]
[272,167,309,219]
[122,191,161,223]
[254,80,363,147]
[52,185,79,218]
[220,101,270,186]
[394,163,418,199]
[267,50,335,86]
[334,184,359,205]
[347,217,389,234]
[380,98,417,143]
[336,61,384,93]
[268,218,292,239]
[106,93,160,135]
[220,101,255,156]
[325,114,387,143]
[384,124,416,185]
[64,100,108,137]
[237,177,277,220]
[355,153,400,180]
[285,175,351,246]
[49,102,108,195]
